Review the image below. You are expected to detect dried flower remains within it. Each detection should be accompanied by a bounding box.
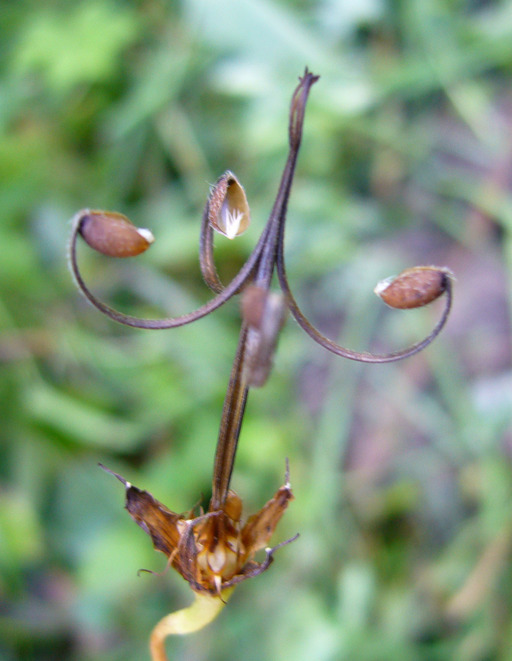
[100,463,294,596]
[69,69,453,659]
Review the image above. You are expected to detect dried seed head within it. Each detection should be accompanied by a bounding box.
[375,266,453,309]
[102,464,293,596]
[208,171,250,239]
[78,209,154,257]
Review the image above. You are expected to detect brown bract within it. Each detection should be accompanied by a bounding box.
[100,464,294,595]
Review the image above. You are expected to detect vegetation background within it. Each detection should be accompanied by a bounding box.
[2,1,512,659]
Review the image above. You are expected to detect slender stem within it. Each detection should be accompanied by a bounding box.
[210,324,249,510]
[209,71,319,508]
[199,203,224,293]
[255,71,319,289]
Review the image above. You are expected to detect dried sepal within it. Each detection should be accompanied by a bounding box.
[241,482,293,553]
[241,285,287,387]
[208,171,250,239]
[374,266,453,310]
[99,465,182,555]
[78,209,154,257]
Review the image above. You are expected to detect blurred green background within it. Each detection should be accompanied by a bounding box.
[2,1,512,659]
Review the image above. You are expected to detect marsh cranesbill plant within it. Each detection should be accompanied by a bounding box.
[69,70,453,660]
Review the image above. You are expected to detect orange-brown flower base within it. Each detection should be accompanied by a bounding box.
[100,464,294,595]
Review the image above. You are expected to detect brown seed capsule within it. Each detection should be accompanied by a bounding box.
[78,209,154,257]
[208,171,250,239]
[374,266,452,309]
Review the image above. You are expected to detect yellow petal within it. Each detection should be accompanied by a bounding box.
[150,588,234,661]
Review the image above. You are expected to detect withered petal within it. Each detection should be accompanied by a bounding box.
[126,487,183,556]
[100,464,182,557]
[221,533,299,589]
[241,484,293,554]
[174,512,222,590]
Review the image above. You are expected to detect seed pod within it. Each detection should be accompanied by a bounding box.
[78,209,154,257]
[208,171,250,239]
[374,266,452,309]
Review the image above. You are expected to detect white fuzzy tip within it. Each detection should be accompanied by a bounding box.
[136,228,155,244]
[374,276,394,297]
[222,207,244,239]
